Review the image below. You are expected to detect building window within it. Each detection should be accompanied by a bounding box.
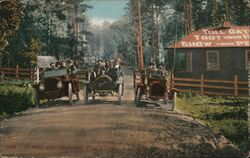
[246,50,250,70]
[175,51,192,71]
[206,51,220,71]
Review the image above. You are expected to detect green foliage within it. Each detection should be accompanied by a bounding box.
[1,0,91,67]
[210,120,248,151]
[23,38,42,67]
[0,0,20,54]
[177,94,249,152]
[0,85,35,116]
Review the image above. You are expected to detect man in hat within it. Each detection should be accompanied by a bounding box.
[55,61,62,69]
[157,62,168,76]
[94,59,106,76]
[157,62,165,71]
[67,60,77,75]
[48,62,56,72]
[147,62,157,72]
[105,59,112,71]
[114,58,121,70]
[66,59,80,100]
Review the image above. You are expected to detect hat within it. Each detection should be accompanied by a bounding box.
[66,60,73,63]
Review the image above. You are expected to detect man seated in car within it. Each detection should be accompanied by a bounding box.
[55,61,62,69]
[113,58,121,70]
[49,62,56,70]
[94,59,106,76]
[147,62,157,72]
[105,59,112,71]
[157,62,168,76]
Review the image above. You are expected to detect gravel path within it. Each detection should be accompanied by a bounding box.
[0,67,243,158]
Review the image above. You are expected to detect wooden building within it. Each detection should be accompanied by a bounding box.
[168,22,250,96]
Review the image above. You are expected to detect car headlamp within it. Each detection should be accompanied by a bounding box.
[39,83,45,92]
[144,78,148,85]
[57,81,63,89]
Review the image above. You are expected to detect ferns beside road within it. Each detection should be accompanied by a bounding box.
[0,85,35,117]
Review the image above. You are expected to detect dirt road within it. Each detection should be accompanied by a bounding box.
[0,67,243,158]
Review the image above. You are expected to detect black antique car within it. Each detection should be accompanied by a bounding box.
[33,68,80,105]
[134,68,169,105]
[83,62,124,105]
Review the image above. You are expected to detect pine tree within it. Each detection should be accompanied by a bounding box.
[0,0,20,55]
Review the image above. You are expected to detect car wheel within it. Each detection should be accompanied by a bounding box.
[68,83,73,105]
[122,82,124,96]
[34,88,40,107]
[76,93,80,101]
[135,86,141,105]
[163,92,168,105]
[84,85,88,104]
[118,84,122,105]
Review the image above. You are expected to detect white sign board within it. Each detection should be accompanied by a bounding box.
[37,56,57,68]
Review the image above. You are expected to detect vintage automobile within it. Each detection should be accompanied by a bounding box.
[83,65,124,105]
[33,63,80,106]
[134,68,168,105]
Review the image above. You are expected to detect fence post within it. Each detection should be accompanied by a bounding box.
[200,74,204,95]
[30,68,33,80]
[172,91,177,111]
[16,65,19,79]
[170,73,174,93]
[36,67,39,83]
[234,75,238,97]
[248,63,250,97]
[133,70,135,88]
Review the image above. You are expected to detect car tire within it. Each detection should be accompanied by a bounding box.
[68,83,73,105]
[76,93,80,101]
[34,88,40,107]
[118,84,122,105]
[135,86,141,105]
[84,85,88,104]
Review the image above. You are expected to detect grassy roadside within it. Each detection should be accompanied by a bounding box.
[176,93,249,152]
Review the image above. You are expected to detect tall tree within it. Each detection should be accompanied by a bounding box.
[0,0,20,56]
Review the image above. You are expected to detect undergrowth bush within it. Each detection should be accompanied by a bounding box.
[0,85,35,116]
[177,92,249,152]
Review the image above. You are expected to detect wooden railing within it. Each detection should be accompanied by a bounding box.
[0,66,34,80]
[172,74,249,97]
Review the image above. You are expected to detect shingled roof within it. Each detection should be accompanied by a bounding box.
[169,22,250,49]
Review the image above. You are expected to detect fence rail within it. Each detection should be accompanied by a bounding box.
[0,66,34,80]
[172,74,249,97]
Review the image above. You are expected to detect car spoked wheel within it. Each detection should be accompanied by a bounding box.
[163,92,168,105]
[118,84,122,105]
[34,88,40,107]
[122,82,124,96]
[135,87,141,105]
[92,94,95,101]
[84,85,88,104]
[92,90,95,101]
[68,83,73,105]
[76,93,80,101]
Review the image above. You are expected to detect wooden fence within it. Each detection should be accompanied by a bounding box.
[0,65,34,80]
[172,74,249,97]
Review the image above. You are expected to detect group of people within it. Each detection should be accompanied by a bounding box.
[146,62,168,76]
[147,62,166,71]
[47,58,122,77]
[93,58,121,76]
[49,59,77,75]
